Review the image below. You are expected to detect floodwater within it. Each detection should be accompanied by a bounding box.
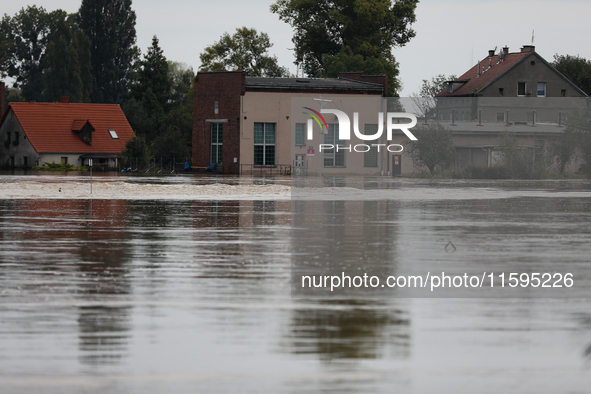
[1,173,591,393]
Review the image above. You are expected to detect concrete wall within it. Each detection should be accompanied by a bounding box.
[240,93,416,176]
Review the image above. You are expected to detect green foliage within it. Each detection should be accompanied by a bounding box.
[43,14,92,102]
[552,54,591,97]
[168,61,194,108]
[547,129,579,174]
[152,125,190,164]
[78,0,139,103]
[410,74,456,119]
[0,6,66,101]
[199,27,289,77]
[271,0,418,84]
[406,123,457,174]
[33,162,87,171]
[461,165,510,179]
[321,46,400,95]
[496,132,548,179]
[119,134,150,169]
[562,101,591,177]
[136,36,171,109]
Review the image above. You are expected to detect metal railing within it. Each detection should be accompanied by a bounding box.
[240,164,291,176]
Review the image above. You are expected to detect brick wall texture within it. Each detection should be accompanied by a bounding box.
[192,72,245,172]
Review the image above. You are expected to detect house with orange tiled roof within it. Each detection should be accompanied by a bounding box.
[0,98,135,169]
[431,45,588,169]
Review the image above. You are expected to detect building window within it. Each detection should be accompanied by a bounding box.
[499,88,504,96]
[496,112,505,122]
[61,157,68,165]
[323,124,345,167]
[6,132,11,143]
[15,132,19,144]
[561,90,566,97]
[254,123,275,166]
[211,123,223,165]
[364,124,378,167]
[518,82,527,96]
[295,123,305,145]
[108,129,119,139]
[537,82,546,97]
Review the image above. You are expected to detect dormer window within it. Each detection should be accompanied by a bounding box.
[71,119,94,144]
[108,129,119,139]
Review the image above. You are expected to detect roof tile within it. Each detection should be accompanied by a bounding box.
[3,103,134,153]
[436,52,530,97]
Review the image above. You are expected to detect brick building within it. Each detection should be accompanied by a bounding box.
[192,71,388,174]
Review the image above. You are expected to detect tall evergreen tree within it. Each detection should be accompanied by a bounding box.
[43,15,92,102]
[136,36,171,110]
[78,0,139,103]
[124,36,171,141]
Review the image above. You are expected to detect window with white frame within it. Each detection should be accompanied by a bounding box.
[323,124,345,167]
[364,124,378,167]
[537,82,546,97]
[211,123,223,164]
[295,123,305,145]
[254,123,276,165]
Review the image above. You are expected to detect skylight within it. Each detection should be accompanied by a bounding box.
[108,129,119,139]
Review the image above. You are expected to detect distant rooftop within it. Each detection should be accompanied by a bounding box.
[245,77,384,92]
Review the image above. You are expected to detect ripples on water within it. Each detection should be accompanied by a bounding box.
[1,174,591,393]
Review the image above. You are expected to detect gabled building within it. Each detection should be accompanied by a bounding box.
[0,99,135,169]
[434,45,588,169]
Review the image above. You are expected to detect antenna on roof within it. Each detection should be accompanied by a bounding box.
[531,30,535,45]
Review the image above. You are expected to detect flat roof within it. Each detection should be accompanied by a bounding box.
[245,77,384,92]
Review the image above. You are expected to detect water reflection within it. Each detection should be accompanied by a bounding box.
[289,300,410,361]
[1,179,591,392]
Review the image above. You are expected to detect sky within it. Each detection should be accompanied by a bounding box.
[5,0,591,96]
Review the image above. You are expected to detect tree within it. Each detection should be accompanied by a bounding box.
[152,125,190,164]
[43,14,92,102]
[270,0,418,83]
[119,134,150,169]
[552,54,591,97]
[321,46,400,95]
[135,36,171,110]
[168,61,194,108]
[410,74,456,119]
[406,123,457,174]
[123,36,172,141]
[547,129,579,174]
[561,102,591,177]
[78,0,139,103]
[496,132,548,179]
[199,27,289,77]
[0,6,66,101]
